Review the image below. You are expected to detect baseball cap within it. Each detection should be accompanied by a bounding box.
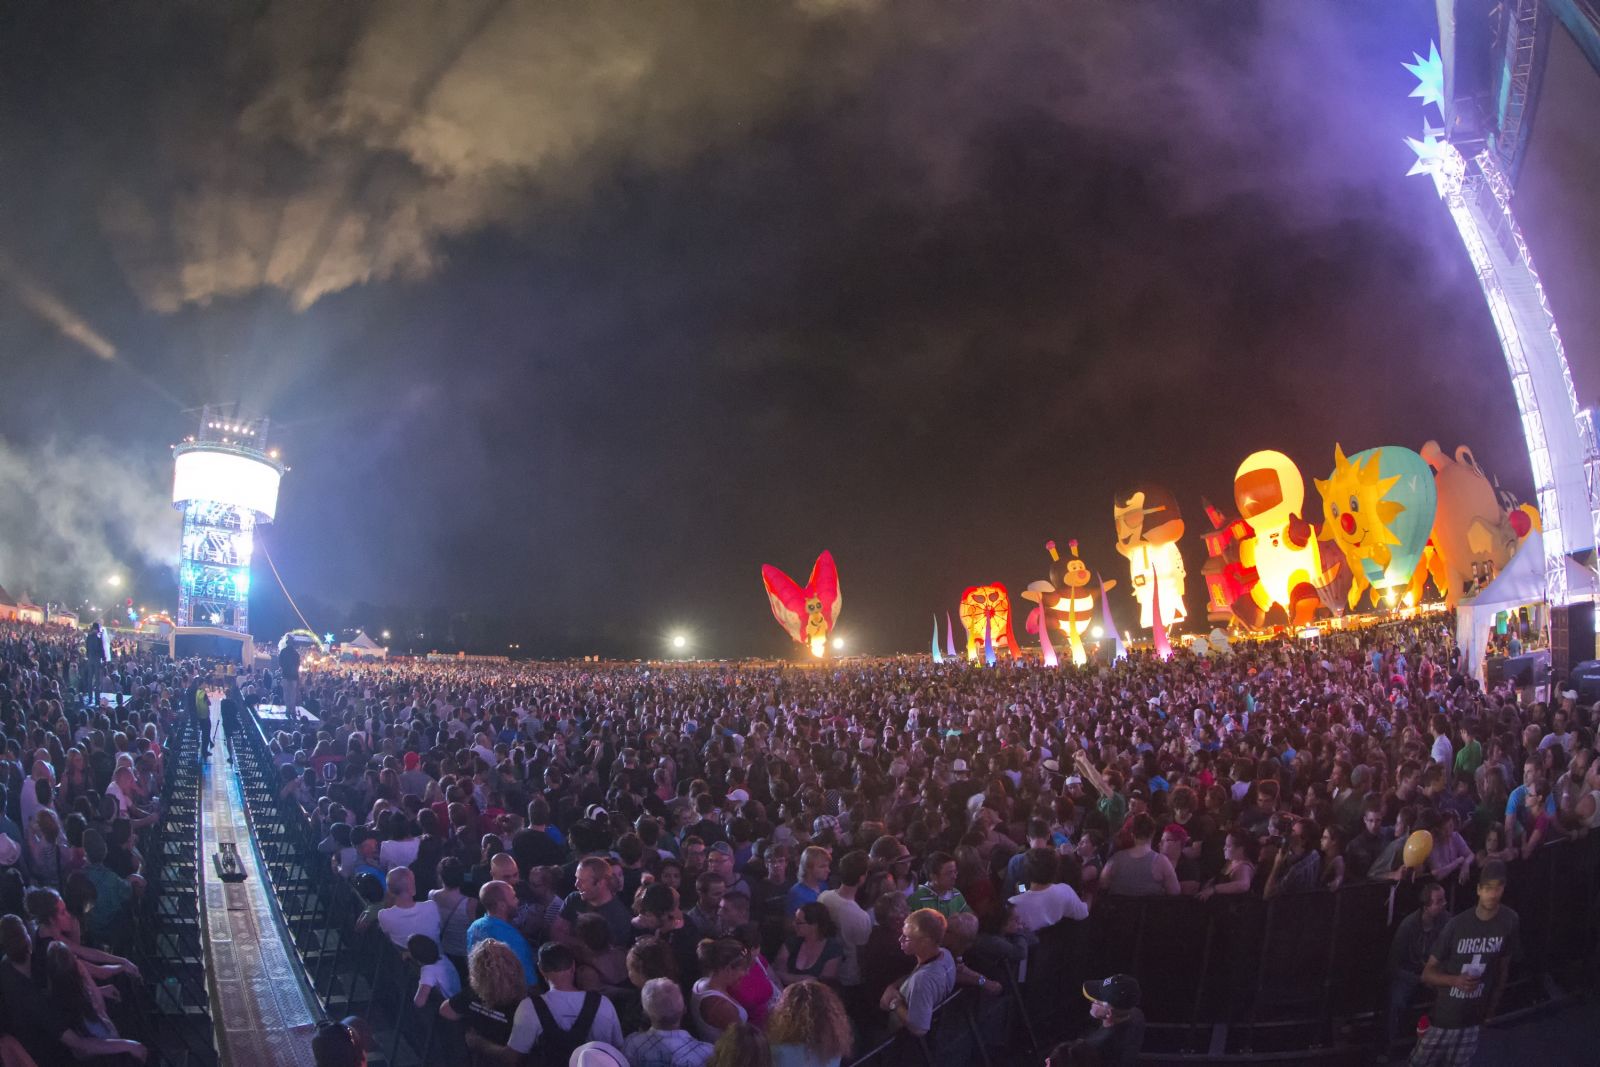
[1480,859,1509,886]
[952,758,970,773]
[1042,759,1061,773]
[709,841,734,857]
[1064,775,1083,787]
[1083,973,1142,1010]
[403,752,420,769]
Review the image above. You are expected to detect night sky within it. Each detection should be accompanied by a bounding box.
[1,1,1594,658]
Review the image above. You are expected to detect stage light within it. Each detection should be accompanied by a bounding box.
[1091,625,1104,639]
[381,630,391,640]
[105,575,122,587]
[671,634,688,650]
[832,636,845,651]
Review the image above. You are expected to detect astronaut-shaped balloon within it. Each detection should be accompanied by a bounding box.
[1231,450,1324,628]
[1023,539,1116,666]
[1113,486,1187,631]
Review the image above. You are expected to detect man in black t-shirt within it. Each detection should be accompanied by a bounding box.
[1411,860,1519,1067]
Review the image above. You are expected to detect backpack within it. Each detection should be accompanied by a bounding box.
[528,992,602,1067]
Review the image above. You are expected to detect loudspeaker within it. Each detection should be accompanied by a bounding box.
[1552,602,1596,682]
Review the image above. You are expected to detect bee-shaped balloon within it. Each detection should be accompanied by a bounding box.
[1022,540,1116,666]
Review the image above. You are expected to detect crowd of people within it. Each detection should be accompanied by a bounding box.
[234,615,1599,1067]
[0,620,209,1065]
[2,609,1592,1067]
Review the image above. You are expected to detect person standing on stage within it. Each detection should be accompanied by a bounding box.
[83,621,106,705]
[279,639,301,719]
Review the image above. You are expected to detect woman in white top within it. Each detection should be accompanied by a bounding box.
[689,938,751,1043]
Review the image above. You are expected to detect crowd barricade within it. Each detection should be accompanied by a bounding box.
[233,704,463,1067]
[1018,835,1600,1058]
[129,712,219,1066]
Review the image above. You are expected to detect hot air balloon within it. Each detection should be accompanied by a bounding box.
[1314,445,1437,609]
[1230,450,1324,628]
[1420,442,1540,606]
[958,584,1020,661]
[1113,485,1188,631]
[761,551,841,657]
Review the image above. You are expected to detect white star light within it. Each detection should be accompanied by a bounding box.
[1404,41,1446,111]
[1405,127,1448,178]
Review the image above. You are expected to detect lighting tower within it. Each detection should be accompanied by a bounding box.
[1404,2,1600,641]
[171,405,285,632]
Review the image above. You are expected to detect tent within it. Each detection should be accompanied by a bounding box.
[340,630,389,660]
[1457,532,1600,682]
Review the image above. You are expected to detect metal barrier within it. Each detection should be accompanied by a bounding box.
[231,703,461,1067]
[125,714,220,1066]
[1018,836,1600,1059]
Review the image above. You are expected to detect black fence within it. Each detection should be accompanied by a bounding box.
[119,713,220,1066]
[231,704,459,1066]
[1011,836,1600,1061]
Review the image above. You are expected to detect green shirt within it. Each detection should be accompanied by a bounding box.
[906,885,971,919]
[1454,740,1483,777]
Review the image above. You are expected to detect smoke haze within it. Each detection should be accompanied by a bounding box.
[0,438,180,606]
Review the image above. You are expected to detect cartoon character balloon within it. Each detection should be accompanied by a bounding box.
[1113,485,1188,630]
[958,584,1019,661]
[761,551,841,657]
[1420,442,1539,606]
[1023,540,1117,666]
[1314,445,1437,609]
[1231,450,1325,628]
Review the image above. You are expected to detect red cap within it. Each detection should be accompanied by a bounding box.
[404,752,420,769]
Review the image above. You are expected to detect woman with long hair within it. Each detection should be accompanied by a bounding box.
[773,903,842,986]
[690,938,752,1043]
[767,979,853,1067]
[708,1021,771,1067]
[437,938,534,1064]
[1319,826,1347,892]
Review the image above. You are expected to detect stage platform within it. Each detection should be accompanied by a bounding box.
[253,703,321,730]
[201,698,320,1065]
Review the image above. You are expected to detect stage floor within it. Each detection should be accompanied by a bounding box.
[200,699,320,1065]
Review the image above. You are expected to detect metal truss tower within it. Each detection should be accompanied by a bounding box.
[1406,0,1600,609]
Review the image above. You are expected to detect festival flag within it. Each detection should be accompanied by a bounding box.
[984,616,996,666]
[1038,603,1059,667]
[945,613,958,659]
[1099,576,1126,661]
[1151,573,1172,660]
[931,615,943,663]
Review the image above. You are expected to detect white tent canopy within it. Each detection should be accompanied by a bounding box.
[1458,532,1600,681]
[341,630,389,659]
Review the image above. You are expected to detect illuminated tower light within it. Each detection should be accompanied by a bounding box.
[172,405,284,632]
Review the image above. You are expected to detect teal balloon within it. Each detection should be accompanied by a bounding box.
[1346,446,1437,593]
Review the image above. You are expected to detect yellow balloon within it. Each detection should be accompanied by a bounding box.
[1403,830,1434,869]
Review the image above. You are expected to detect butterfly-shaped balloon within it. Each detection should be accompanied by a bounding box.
[761,551,842,657]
